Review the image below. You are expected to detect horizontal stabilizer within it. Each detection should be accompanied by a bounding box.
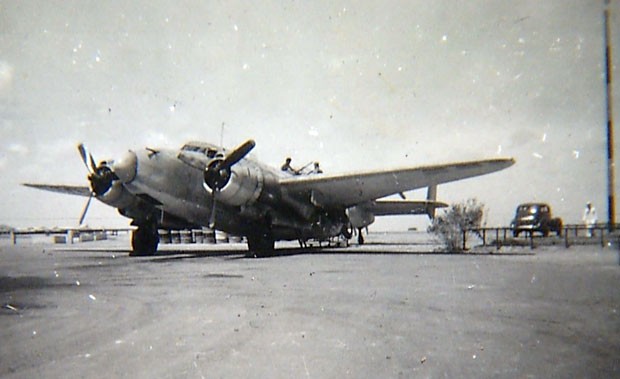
[369,200,448,216]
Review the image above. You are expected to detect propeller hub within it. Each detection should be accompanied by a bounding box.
[203,140,255,193]
[89,164,116,196]
[204,159,231,191]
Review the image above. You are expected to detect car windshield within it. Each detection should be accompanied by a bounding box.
[517,205,538,215]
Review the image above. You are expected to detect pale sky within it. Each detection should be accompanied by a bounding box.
[0,1,618,230]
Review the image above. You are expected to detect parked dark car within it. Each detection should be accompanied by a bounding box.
[511,203,563,237]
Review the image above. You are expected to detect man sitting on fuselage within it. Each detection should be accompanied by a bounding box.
[281,157,301,175]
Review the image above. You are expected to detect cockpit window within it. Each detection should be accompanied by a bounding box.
[181,143,222,155]
[181,144,205,153]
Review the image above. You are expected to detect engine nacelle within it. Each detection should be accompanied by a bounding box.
[98,181,141,209]
[203,160,265,207]
[346,204,376,229]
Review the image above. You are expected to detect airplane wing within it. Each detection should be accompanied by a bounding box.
[280,158,514,208]
[368,200,448,216]
[23,183,92,197]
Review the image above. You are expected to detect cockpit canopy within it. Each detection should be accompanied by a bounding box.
[181,142,222,158]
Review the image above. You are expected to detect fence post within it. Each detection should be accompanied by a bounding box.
[494,229,499,250]
[462,229,467,251]
[529,231,534,249]
[564,226,570,248]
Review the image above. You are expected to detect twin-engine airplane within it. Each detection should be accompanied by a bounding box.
[24,139,514,256]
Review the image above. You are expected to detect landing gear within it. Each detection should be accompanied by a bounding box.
[247,234,275,257]
[130,223,159,256]
[246,214,275,257]
[341,223,353,239]
[357,227,365,245]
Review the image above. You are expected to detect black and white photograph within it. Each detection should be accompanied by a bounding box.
[1,1,619,377]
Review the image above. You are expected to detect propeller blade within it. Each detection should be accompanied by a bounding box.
[89,154,98,174]
[79,193,94,226]
[77,143,97,174]
[219,139,256,171]
[208,190,217,228]
[77,144,92,173]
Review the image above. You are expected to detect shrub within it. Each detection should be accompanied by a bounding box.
[429,198,485,252]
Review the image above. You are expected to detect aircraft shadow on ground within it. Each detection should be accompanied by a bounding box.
[53,243,535,263]
[143,246,535,262]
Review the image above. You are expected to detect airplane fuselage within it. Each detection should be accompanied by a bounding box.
[102,143,346,246]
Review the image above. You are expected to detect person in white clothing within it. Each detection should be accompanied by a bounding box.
[582,202,597,237]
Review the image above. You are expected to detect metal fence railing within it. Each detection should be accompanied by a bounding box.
[463,224,620,250]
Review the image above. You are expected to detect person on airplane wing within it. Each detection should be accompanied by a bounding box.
[281,157,301,175]
[309,162,323,175]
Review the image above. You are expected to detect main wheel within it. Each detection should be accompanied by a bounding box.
[247,234,275,257]
[341,223,353,239]
[130,225,159,256]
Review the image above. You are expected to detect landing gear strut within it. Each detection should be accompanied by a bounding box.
[357,227,365,245]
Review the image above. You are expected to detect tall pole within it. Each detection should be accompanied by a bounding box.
[604,1,616,230]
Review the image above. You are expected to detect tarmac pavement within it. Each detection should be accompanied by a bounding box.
[1,232,619,378]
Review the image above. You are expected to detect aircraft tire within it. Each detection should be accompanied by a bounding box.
[130,226,159,256]
[246,234,274,258]
[341,223,353,239]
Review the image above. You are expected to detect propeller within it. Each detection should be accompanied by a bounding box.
[204,139,256,227]
[78,193,93,226]
[76,143,118,225]
[78,143,97,174]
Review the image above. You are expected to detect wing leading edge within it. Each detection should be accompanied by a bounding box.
[280,158,515,208]
[23,183,92,197]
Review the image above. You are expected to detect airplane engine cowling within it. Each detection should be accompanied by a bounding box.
[98,181,141,209]
[204,161,264,207]
[346,204,376,229]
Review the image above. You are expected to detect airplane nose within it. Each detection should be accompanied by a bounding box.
[113,150,137,183]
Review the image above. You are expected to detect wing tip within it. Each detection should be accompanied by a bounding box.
[500,157,516,168]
